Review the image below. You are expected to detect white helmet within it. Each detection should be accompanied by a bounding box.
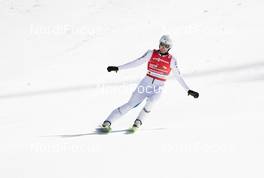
[159,35,173,49]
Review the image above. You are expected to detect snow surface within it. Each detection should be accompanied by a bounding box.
[0,0,264,177]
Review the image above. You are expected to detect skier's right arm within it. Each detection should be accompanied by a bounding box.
[107,50,152,72]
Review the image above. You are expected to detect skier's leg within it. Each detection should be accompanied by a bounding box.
[133,90,162,127]
[104,90,146,124]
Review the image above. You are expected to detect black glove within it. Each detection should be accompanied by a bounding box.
[107,66,119,72]
[188,90,199,98]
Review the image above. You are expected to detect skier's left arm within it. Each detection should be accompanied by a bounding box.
[171,57,199,98]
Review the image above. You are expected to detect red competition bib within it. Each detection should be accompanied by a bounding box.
[147,50,172,77]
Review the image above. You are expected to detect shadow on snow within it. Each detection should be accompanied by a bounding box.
[43,128,167,138]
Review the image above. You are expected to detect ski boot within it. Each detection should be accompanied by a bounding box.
[97,120,112,134]
[127,119,142,134]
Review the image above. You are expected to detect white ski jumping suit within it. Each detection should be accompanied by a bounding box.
[106,49,190,124]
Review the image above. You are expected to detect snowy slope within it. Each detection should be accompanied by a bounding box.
[0,0,264,178]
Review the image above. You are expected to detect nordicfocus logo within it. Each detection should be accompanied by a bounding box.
[137,85,164,94]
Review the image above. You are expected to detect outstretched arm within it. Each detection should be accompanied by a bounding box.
[107,50,153,72]
[171,57,199,98]
[117,50,153,70]
[171,57,190,91]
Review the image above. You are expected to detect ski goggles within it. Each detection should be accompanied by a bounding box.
[159,42,170,49]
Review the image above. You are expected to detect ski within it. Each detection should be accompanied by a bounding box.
[125,126,139,134]
[95,126,112,134]
[95,126,139,135]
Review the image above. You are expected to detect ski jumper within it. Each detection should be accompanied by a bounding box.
[105,49,190,124]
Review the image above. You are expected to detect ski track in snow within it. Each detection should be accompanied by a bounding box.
[0,60,263,99]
